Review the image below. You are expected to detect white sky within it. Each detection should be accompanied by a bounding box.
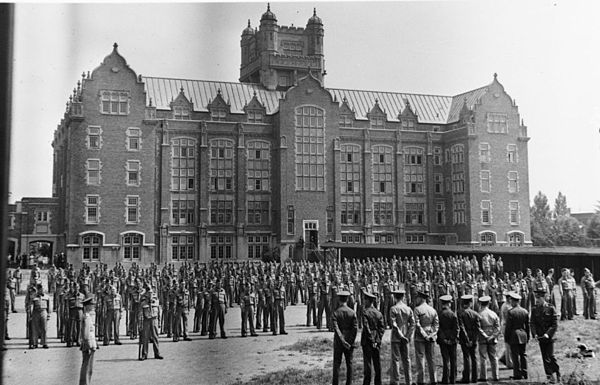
[9,1,600,212]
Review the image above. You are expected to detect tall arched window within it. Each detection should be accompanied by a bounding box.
[82,233,103,261]
[480,231,496,246]
[295,106,325,191]
[123,233,142,260]
[171,138,196,191]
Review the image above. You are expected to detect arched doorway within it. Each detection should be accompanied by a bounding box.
[28,241,53,268]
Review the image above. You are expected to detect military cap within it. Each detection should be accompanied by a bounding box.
[337,290,351,297]
[440,294,453,302]
[507,291,521,300]
[417,291,430,299]
[534,289,547,296]
[460,294,474,301]
[391,288,406,295]
[363,291,377,300]
[478,295,491,303]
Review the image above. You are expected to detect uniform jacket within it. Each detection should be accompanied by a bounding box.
[478,307,500,344]
[530,303,557,340]
[361,305,385,347]
[437,307,459,345]
[414,302,439,342]
[504,305,530,345]
[332,303,358,349]
[390,301,415,343]
[458,308,481,346]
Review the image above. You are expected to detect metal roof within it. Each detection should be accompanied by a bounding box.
[142,76,491,124]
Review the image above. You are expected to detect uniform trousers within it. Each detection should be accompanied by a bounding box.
[560,290,574,320]
[79,350,95,385]
[129,303,139,337]
[460,344,477,382]
[439,342,457,384]
[332,340,354,385]
[193,304,202,332]
[32,309,48,346]
[263,301,272,331]
[141,317,161,359]
[201,303,210,335]
[174,308,189,340]
[362,344,381,385]
[104,309,121,344]
[478,342,498,380]
[209,303,226,338]
[241,305,256,336]
[317,296,330,329]
[414,340,436,384]
[583,288,596,319]
[306,295,317,326]
[390,341,411,385]
[509,343,527,379]
[9,289,15,312]
[255,301,264,329]
[538,340,559,377]
[69,308,83,345]
[271,299,286,334]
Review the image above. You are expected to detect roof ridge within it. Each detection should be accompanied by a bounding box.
[452,84,489,99]
[327,86,453,99]
[141,75,264,88]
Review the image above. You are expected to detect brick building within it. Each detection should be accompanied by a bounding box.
[46,6,531,267]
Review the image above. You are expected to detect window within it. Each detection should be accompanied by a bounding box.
[82,233,102,260]
[508,232,523,246]
[87,159,101,185]
[287,207,295,235]
[480,232,496,246]
[487,113,508,134]
[173,106,190,120]
[404,147,424,194]
[341,233,362,244]
[401,120,416,130]
[281,40,303,55]
[373,199,393,225]
[433,147,442,166]
[123,233,142,260]
[341,197,361,225]
[326,208,334,234]
[374,234,394,244]
[210,235,233,259]
[452,172,465,194]
[434,174,442,194]
[295,106,325,191]
[100,90,129,115]
[480,170,491,193]
[405,203,425,225]
[172,138,196,191]
[171,235,194,260]
[35,211,49,222]
[126,128,141,151]
[87,126,101,149]
[247,141,270,191]
[481,200,491,225]
[445,149,451,163]
[248,235,269,259]
[85,195,99,224]
[210,198,233,225]
[436,202,445,225]
[451,144,464,165]
[247,197,269,225]
[126,161,140,186]
[507,144,518,163]
[341,144,361,194]
[211,108,227,121]
[453,201,466,224]
[406,233,425,244]
[210,139,234,191]
[479,143,491,163]
[126,195,139,224]
[339,114,353,128]
[509,201,520,225]
[372,146,393,194]
[508,171,519,193]
[247,110,263,123]
[445,177,451,193]
[370,116,385,129]
[172,199,195,225]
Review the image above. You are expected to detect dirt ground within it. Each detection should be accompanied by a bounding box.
[3,270,600,385]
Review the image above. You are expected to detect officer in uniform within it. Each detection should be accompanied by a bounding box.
[79,296,98,385]
[103,285,123,346]
[317,277,331,330]
[271,277,287,335]
[139,286,163,360]
[389,288,415,385]
[209,280,227,339]
[505,291,529,380]
[413,290,438,385]
[477,295,500,382]
[241,283,258,337]
[25,284,37,347]
[437,294,459,385]
[361,291,385,385]
[7,271,17,313]
[174,281,192,342]
[581,268,596,319]
[458,294,480,384]
[129,279,142,339]
[166,280,178,338]
[306,276,318,327]
[263,279,273,332]
[31,284,50,349]
[531,288,560,384]
[331,290,357,385]
[201,282,212,336]
[193,280,204,333]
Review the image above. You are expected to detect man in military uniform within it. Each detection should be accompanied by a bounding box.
[558,269,574,320]
[317,277,331,330]
[128,279,142,339]
[332,290,357,385]
[263,279,273,333]
[389,288,415,385]
[505,292,529,380]
[477,295,500,382]
[306,276,318,327]
[31,284,50,349]
[139,285,163,360]
[414,290,438,385]
[79,296,98,385]
[209,280,227,339]
[201,282,212,336]
[193,280,204,333]
[458,294,480,384]
[437,294,458,385]
[531,288,560,384]
[7,271,17,313]
[581,268,596,319]
[271,277,287,335]
[361,291,385,385]
[14,267,22,294]
[68,282,85,347]
[174,281,192,342]
[103,285,123,346]
[241,283,259,337]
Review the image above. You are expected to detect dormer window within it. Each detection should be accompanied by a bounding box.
[211,108,227,121]
[402,120,416,130]
[339,114,353,128]
[173,106,190,120]
[100,90,129,115]
[247,110,263,123]
[370,116,385,129]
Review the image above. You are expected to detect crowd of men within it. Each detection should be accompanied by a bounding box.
[4,253,600,384]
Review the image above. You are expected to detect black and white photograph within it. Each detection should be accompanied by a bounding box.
[1,1,600,384]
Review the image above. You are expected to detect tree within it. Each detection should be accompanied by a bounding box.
[530,191,553,246]
[587,214,600,240]
[550,215,585,246]
[554,191,570,217]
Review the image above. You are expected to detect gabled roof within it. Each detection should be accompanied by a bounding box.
[142,76,492,124]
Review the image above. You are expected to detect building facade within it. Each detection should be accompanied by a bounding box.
[45,6,531,267]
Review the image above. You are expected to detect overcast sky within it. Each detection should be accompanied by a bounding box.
[9,1,600,212]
